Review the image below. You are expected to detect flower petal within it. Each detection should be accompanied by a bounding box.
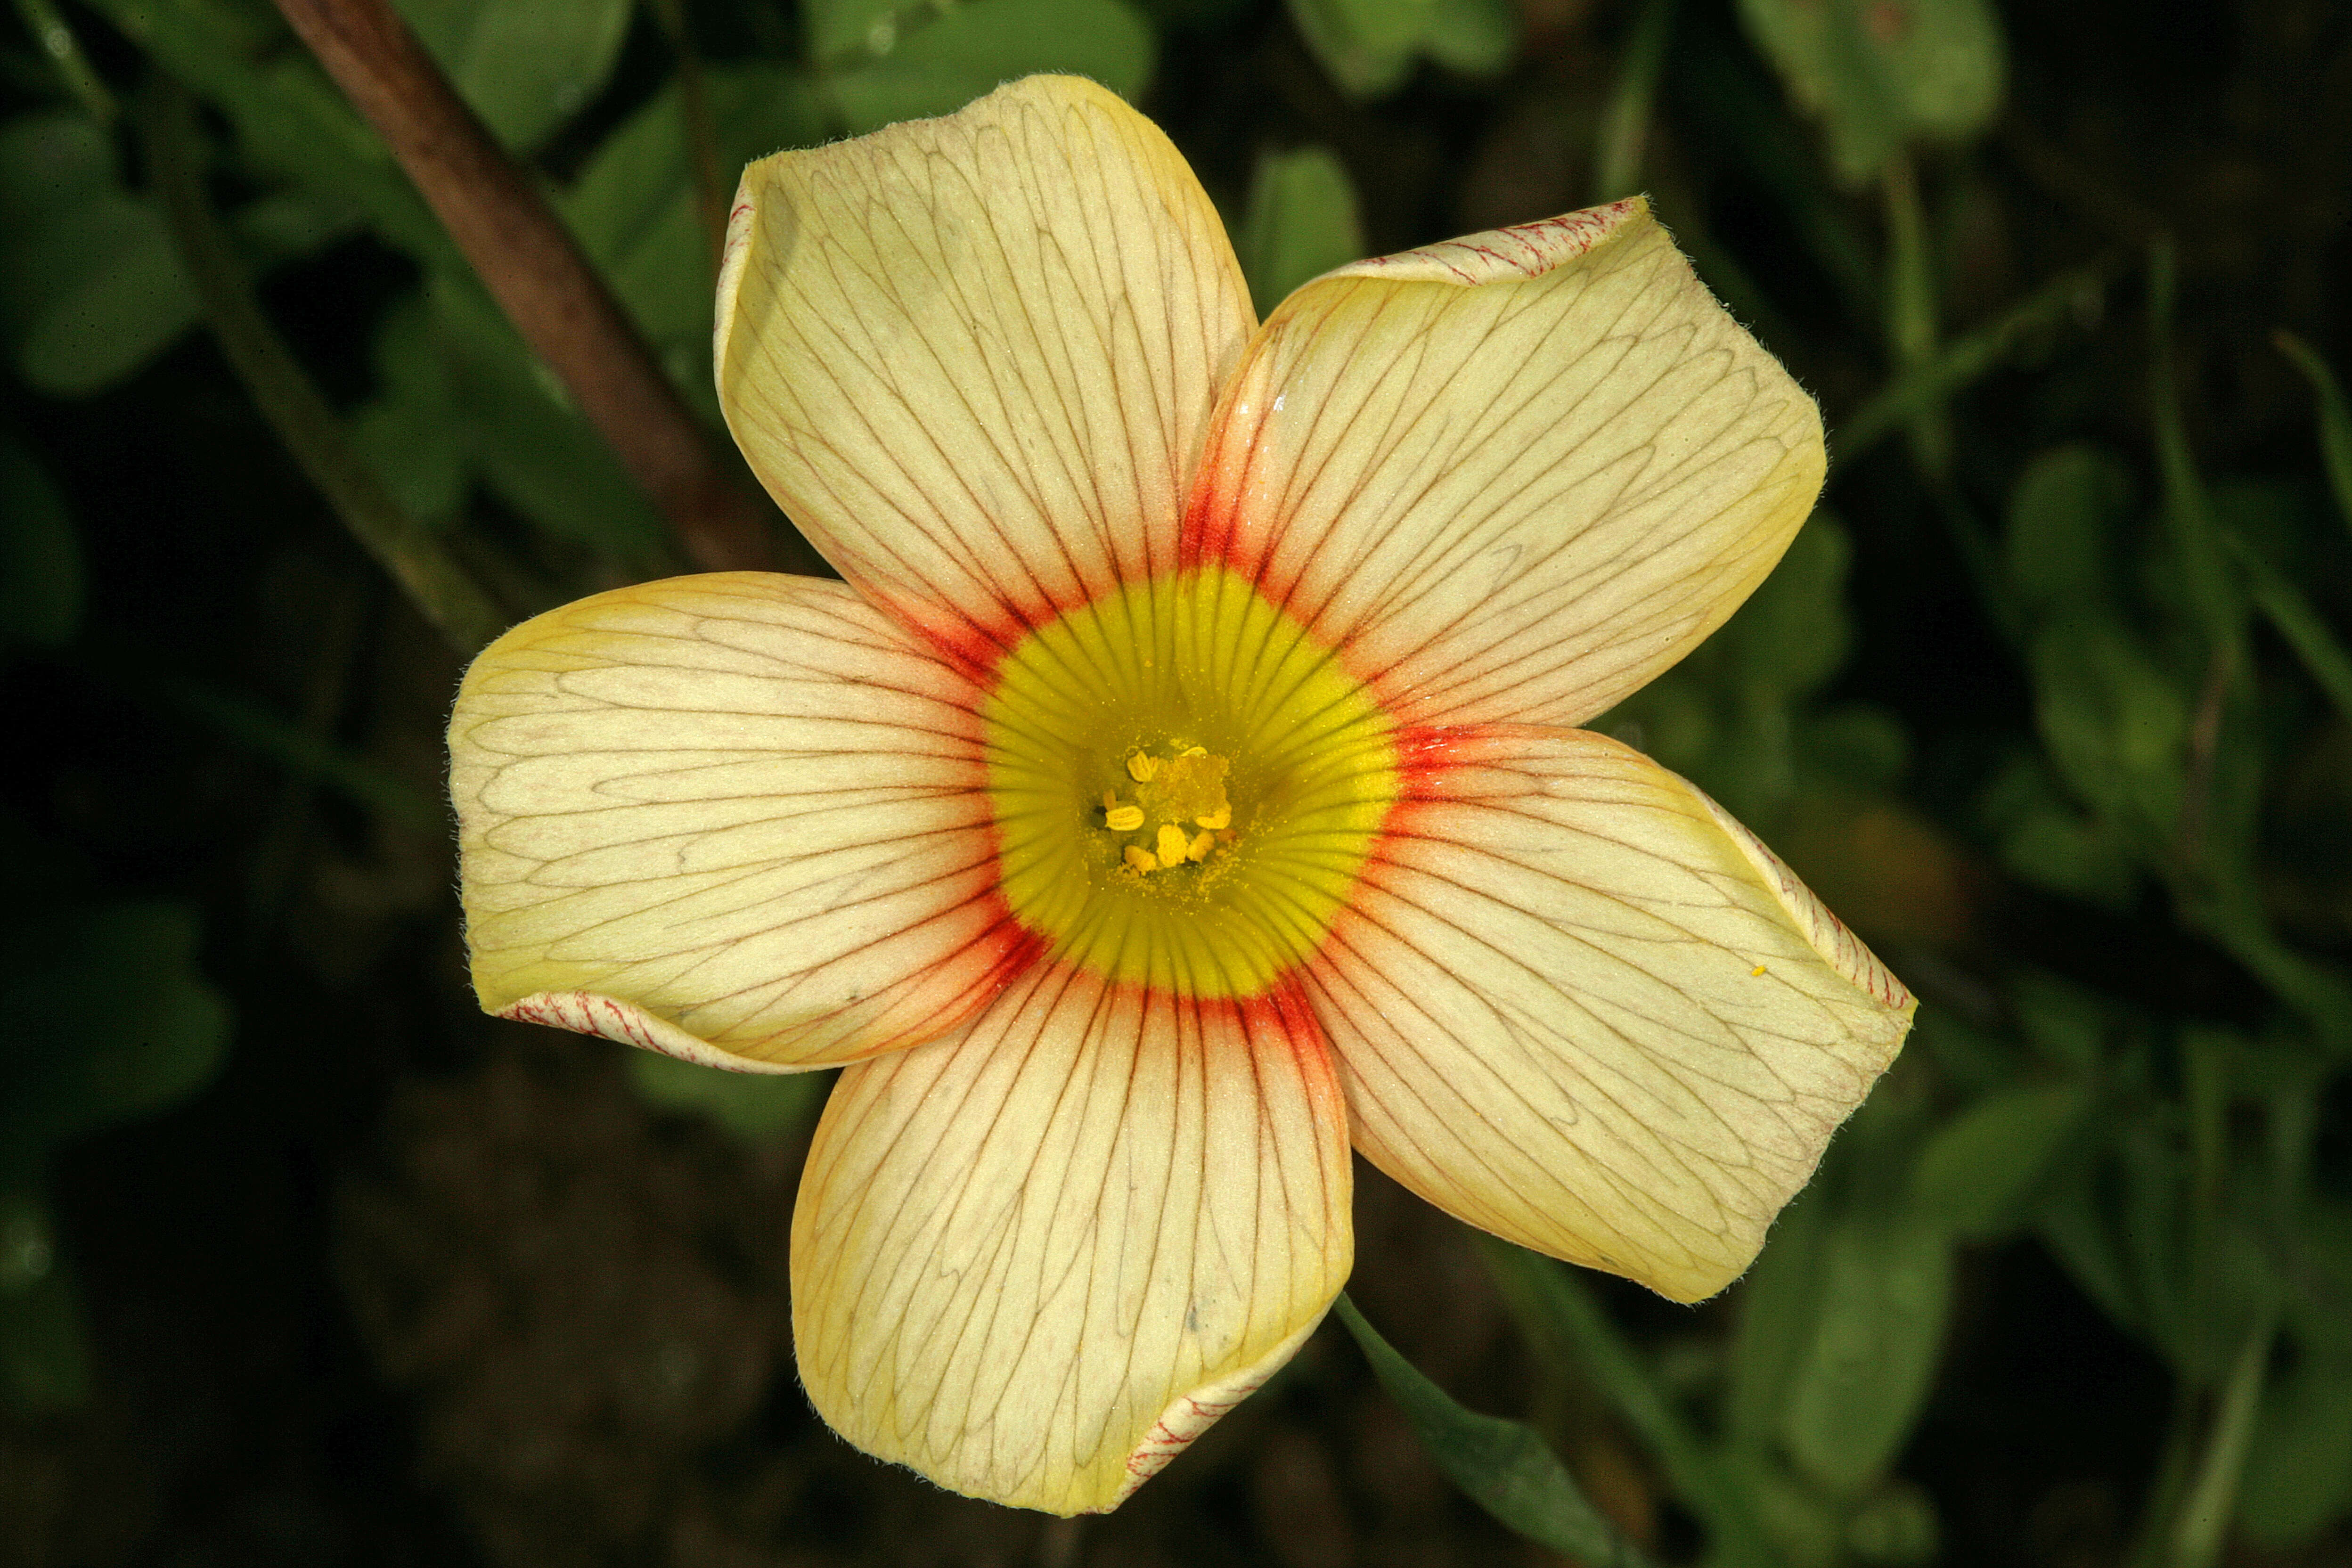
[1306,728,1912,1302]
[715,74,1254,665]
[1185,198,1825,728]
[792,963,1352,1514]
[450,573,1037,1069]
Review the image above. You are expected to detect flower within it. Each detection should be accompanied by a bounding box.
[447,75,1915,1516]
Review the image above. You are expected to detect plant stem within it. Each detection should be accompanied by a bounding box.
[1592,0,1675,204]
[1834,261,2109,468]
[269,0,782,573]
[2169,1318,2275,1568]
[2273,330,2352,537]
[142,76,507,655]
[644,0,728,272]
[2146,239,2241,657]
[1879,155,1950,477]
[1476,1237,1777,1567]
[11,0,117,123]
[2220,525,2352,730]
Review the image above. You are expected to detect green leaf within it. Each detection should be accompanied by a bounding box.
[2036,1168,2144,1341]
[1736,0,2004,184]
[0,108,362,397]
[2110,1114,2198,1369]
[0,112,198,394]
[1780,1209,1953,1494]
[1977,752,2142,910]
[1235,146,1364,318]
[1909,1082,2091,1239]
[626,1054,834,1143]
[2236,1333,2352,1549]
[1127,0,1252,31]
[351,295,465,525]
[1797,704,1908,793]
[394,0,633,151]
[2027,615,2189,847]
[422,270,668,562]
[1478,1237,1777,1563]
[827,0,1157,135]
[2010,971,2113,1073]
[1846,1479,1941,1565]
[2005,444,2134,617]
[1419,0,1519,75]
[84,0,450,261]
[0,900,232,1171]
[1333,1294,1656,1566]
[1720,511,1854,701]
[2220,523,2352,732]
[1290,0,1519,94]
[1285,0,1418,96]
[0,434,82,645]
[805,0,903,68]
[1726,1177,1831,1454]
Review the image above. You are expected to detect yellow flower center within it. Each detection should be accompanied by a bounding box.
[982,565,1399,998]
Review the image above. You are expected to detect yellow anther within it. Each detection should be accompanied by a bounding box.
[1195,806,1231,830]
[1750,964,1768,977]
[1180,745,1207,758]
[1123,844,1158,874]
[1155,824,1191,866]
[1187,830,1214,863]
[1126,751,1160,783]
[1104,804,1144,832]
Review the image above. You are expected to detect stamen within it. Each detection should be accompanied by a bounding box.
[979,565,1399,997]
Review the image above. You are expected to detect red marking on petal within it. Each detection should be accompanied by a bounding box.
[1391,723,1496,791]
[1364,724,1551,858]
[1349,201,1643,283]
[881,589,1030,685]
[1178,433,1241,569]
[1117,1384,1257,1494]
[1239,979,1331,1069]
[499,991,660,1049]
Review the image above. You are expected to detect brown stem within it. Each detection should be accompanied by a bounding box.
[270,0,779,573]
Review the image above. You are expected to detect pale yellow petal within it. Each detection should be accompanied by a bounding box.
[1185,198,1824,728]
[1305,729,1912,1301]
[450,573,1035,1069]
[716,74,1253,660]
[792,964,1352,1514]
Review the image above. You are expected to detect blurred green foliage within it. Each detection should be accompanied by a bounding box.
[0,0,2346,1562]
[1735,0,2002,186]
